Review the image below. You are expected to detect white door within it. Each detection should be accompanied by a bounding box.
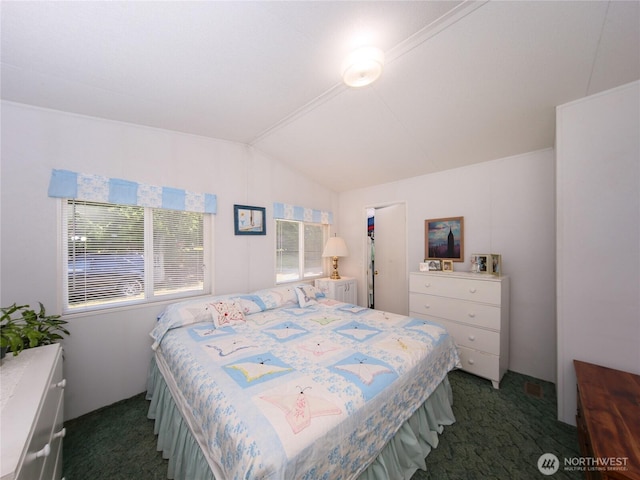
[372,203,408,315]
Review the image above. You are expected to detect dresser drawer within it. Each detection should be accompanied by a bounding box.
[431,318,500,354]
[410,292,501,330]
[39,393,65,480]
[410,273,501,305]
[457,345,500,381]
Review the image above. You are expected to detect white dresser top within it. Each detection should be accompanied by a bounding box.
[0,350,35,412]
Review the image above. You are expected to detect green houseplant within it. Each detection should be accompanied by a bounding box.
[0,303,70,358]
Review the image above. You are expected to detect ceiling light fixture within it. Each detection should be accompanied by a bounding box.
[341,46,385,88]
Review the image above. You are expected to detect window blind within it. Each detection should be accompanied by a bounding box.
[65,200,206,311]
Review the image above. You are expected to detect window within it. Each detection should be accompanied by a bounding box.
[275,219,327,283]
[64,200,208,312]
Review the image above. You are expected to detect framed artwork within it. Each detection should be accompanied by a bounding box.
[442,260,454,272]
[234,205,266,235]
[425,216,464,262]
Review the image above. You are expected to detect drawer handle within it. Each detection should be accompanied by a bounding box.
[469,288,477,293]
[55,379,67,389]
[467,358,475,365]
[424,283,431,288]
[468,335,476,341]
[53,427,66,440]
[35,443,51,458]
[423,304,430,309]
[468,313,476,318]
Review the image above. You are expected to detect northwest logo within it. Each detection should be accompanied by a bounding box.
[538,453,560,475]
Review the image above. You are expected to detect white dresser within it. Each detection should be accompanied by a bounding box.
[315,277,357,304]
[1,343,65,480]
[409,272,509,388]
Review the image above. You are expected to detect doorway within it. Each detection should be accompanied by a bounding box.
[366,203,408,315]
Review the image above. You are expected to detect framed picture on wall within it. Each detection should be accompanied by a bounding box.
[234,205,266,235]
[425,216,464,262]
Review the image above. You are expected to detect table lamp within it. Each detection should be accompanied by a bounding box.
[322,235,349,279]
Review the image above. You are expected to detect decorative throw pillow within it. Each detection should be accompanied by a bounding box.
[232,295,266,315]
[295,285,319,308]
[177,304,214,324]
[210,301,245,327]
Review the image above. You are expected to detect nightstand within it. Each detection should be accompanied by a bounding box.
[315,277,357,304]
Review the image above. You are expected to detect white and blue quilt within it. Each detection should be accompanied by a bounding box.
[150,285,460,480]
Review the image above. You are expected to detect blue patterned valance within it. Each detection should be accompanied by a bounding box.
[273,202,332,224]
[48,169,217,214]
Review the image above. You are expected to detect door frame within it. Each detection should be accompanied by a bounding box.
[362,201,408,313]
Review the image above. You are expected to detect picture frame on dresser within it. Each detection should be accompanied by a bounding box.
[470,254,490,273]
[427,259,442,271]
[471,253,502,275]
[491,254,502,276]
[425,216,464,262]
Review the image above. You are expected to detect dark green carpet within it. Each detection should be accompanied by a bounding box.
[63,370,580,479]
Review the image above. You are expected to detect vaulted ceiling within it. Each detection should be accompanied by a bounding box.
[2,1,639,192]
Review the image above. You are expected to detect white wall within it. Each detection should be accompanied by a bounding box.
[556,81,640,425]
[337,149,557,382]
[0,101,338,420]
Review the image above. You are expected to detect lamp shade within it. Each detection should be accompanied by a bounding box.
[322,236,349,257]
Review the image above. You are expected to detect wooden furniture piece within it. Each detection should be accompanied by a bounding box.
[409,271,509,388]
[1,343,65,480]
[574,360,640,480]
[315,276,357,304]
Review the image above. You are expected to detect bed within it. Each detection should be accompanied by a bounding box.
[147,283,460,480]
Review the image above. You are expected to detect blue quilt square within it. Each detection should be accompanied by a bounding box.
[334,321,381,342]
[224,352,294,388]
[330,353,398,401]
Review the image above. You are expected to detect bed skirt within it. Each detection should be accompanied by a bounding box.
[146,357,455,480]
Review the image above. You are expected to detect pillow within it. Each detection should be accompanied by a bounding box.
[252,286,299,310]
[295,285,319,308]
[151,295,229,350]
[232,295,267,315]
[210,301,245,327]
[177,304,214,324]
